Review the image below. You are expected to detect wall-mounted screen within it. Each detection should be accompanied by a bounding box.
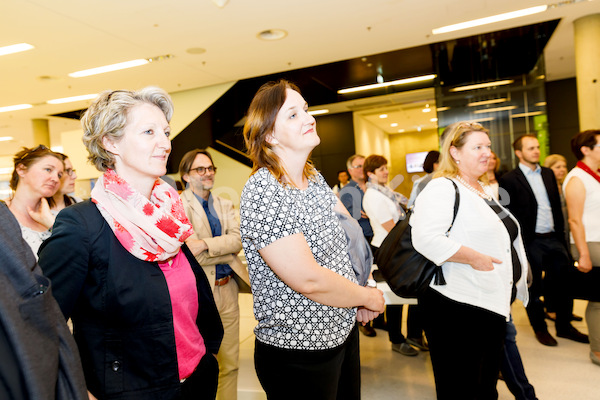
[406,151,429,173]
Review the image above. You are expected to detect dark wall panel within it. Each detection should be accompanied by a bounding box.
[546,78,580,168]
[311,112,355,186]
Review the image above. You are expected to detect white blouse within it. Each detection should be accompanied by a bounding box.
[563,167,600,243]
[410,177,529,319]
[362,188,400,247]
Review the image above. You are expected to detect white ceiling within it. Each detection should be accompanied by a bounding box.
[1,0,599,157]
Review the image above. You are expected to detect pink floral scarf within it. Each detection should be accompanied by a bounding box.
[91,169,193,262]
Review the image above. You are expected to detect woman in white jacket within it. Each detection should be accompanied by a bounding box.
[410,121,529,399]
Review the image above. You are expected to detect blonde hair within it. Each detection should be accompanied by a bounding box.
[435,121,490,184]
[81,87,174,172]
[543,154,567,169]
[243,79,317,186]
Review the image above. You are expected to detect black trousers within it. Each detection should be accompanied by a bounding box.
[421,289,506,400]
[181,353,219,400]
[254,324,360,400]
[525,236,574,333]
[387,304,423,343]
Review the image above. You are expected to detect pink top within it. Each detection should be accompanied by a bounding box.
[159,250,206,380]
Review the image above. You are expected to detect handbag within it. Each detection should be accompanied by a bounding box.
[335,210,373,286]
[375,179,459,298]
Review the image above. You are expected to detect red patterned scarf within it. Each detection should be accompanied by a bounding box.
[577,161,600,185]
[91,169,193,262]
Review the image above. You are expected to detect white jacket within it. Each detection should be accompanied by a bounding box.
[410,177,529,319]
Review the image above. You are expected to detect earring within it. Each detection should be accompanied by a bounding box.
[455,160,460,164]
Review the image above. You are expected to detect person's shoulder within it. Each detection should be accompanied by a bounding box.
[499,167,519,183]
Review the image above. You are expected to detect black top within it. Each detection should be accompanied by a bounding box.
[485,199,521,303]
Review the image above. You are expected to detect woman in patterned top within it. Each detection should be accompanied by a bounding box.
[240,79,385,400]
[5,145,64,256]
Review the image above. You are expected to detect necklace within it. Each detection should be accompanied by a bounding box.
[455,175,492,201]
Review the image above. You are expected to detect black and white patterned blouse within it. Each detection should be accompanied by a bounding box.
[240,167,357,350]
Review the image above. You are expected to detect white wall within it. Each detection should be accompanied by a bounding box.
[352,113,391,164]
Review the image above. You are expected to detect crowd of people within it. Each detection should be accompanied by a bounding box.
[1,80,599,400]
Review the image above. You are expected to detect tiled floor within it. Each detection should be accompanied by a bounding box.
[237,294,599,399]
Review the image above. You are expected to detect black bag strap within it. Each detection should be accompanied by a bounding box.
[446,178,460,235]
[433,179,460,286]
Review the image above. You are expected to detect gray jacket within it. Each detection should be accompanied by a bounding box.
[0,201,87,399]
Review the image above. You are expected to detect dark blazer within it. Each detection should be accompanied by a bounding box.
[0,202,87,400]
[499,165,566,246]
[38,200,223,400]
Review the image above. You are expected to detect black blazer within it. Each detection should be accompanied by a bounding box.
[38,200,223,400]
[499,165,566,246]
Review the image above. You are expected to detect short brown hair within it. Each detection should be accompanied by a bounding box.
[81,87,174,172]
[363,155,387,176]
[178,149,214,183]
[11,145,64,190]
[242,79,317,186]
[571,130,600,160]
[513,134,537,152]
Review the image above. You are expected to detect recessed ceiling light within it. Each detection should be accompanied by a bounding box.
[0,43,34,57]
[47,94,98,104]
[511,111,544,118]
[0,104,33,113]
[430,118,438,122]
[69,59,150,78]
[391,123,398,127]
[0,136,14,142]
[257,29,288,41]
[308,109,329,116]
[450,80,514,92]
[422,108,431,113]
[379,114,388,119]
[468,98,507,107]
[398,129,405,133]
[473,105,517,114]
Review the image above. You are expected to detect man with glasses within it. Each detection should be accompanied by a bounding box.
[179,149,250,400]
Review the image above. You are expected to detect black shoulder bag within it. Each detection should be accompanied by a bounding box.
[375,179,460,298]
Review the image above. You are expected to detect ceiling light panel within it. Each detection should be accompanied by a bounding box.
[69,59,149,78]
[0,43,34,57]
[432,5,548,35]
[468,98,508,107]
[450,80,514,92]
[338,74,436,94]
[472,105,517,114]
[0,104,33,113]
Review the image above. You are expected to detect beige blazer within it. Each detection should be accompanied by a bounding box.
[180,188,250,293]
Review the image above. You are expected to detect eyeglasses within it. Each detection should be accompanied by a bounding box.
[190,166,216,175]
[65,168,77,177]
[349,164,363,169]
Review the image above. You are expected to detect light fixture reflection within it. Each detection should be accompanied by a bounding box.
[468,98,507,107]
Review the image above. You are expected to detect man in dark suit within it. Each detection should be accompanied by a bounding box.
[499,135,588,346]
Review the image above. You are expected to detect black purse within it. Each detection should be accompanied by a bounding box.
[376,179,460,298]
